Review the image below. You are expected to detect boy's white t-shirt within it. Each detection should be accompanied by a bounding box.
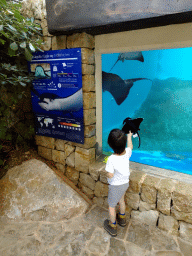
[105,147,132,186]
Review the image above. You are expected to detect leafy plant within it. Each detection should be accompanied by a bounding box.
[0,0,43,167]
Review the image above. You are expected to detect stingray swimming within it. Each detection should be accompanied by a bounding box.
[109,51,144,72]
[102,71,151,105]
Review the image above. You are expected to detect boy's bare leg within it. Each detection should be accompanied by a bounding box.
[109,206,116,223]
[119,193,126,214]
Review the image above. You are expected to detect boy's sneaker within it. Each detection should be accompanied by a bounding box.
[104,219,117,237]
[116,213,126,227]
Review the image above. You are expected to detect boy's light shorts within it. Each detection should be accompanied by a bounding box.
[108,183,129,208]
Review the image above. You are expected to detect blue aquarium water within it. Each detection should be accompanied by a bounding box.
[102,48,192,175]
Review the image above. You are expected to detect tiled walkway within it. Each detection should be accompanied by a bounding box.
[0,205,188,256]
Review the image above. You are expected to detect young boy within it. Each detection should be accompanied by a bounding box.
[103,129,133,237]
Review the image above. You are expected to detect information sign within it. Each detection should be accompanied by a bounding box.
[29,48,84,144]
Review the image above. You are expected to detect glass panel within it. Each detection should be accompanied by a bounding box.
[102,48,192,175]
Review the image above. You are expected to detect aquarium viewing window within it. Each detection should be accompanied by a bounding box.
[102,47,192,175]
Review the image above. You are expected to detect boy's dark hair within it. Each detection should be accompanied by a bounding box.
[108,129,127,154]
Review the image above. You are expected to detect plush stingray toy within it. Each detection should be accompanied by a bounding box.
[122,117,143,148]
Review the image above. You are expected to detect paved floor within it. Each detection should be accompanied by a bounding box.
[0,205,187,256]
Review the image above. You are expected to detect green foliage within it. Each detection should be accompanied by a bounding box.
[0,0,43,167]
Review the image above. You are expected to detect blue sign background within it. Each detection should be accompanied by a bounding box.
[29,48,84,144]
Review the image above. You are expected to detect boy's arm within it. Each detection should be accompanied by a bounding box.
[101,170,114,178]
[127,131,133,150]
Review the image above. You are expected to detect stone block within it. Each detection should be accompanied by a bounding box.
[35,135,55,149]
[79,173,96,190]
[82,75,95,92]
[157,191,172,215]
[55,139,66,151]
[125,192,140,210]
[81,48,95,64]
[65,166,79,185]
[94,181,108,197]
[158,213,179,236]
[66,152,75,168]
[139,200,156,211]
[55,163,65,174]
[71,136,96,149]
[78,182,94,199]
[84,109,96,125]
[41,19,47,29]
[93,197,104,207]
[178,237,192,256]
[75,147,95,173]
[171,206,192,224]
[67,32,94,49]
[82,64,94,75]
[179,221,192,242]
[173,181,192,213]
[141,175,161,204]
[128,170,147,193]
[84,124,96,138]
[52,150,65,165]
[100,173,108,184]
[83,92,96,109]
[52,35,67,50]
[38,146,52,160]
[41,37,51,51]
[89,161,105,181]
[131,210,159,227]
[65,144,75,158]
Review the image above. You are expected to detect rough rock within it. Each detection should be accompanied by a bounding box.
[141,175,161,204]
[67,33,94,49]
[83,92,96,109]
[131,210,159,227]
[128,170,147,193]
[82,64,95,75]
[65,144,75,158]
[75,147,95,173]
[171,206,192,224]
[81,48,95,64]
[84,124,96,138]
[177,237,192,256]
[55,139,66,151]
[157,178,177,215]
[179,221,192,242]
[35,135,55,149]
[89,161,105,181]
[38,146,52,160]
[52,35,67,50]
[79,173,96,191]
[0,159,89,221]
[84,109,96,126]
[52,149,65,165]
[139,200,156,211]
[66,152,75,167]
[82,75,95,92]
[78,182,94,199]
[158,213,179,236]
[94,181,108,197]
[125,192,140,210]
[173,181,192,213]
[55,163,65,174]
[65,166,79,185]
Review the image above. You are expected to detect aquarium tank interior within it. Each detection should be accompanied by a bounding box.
[102,47,192,175]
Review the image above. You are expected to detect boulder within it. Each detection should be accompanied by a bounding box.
[0,159,89,222]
